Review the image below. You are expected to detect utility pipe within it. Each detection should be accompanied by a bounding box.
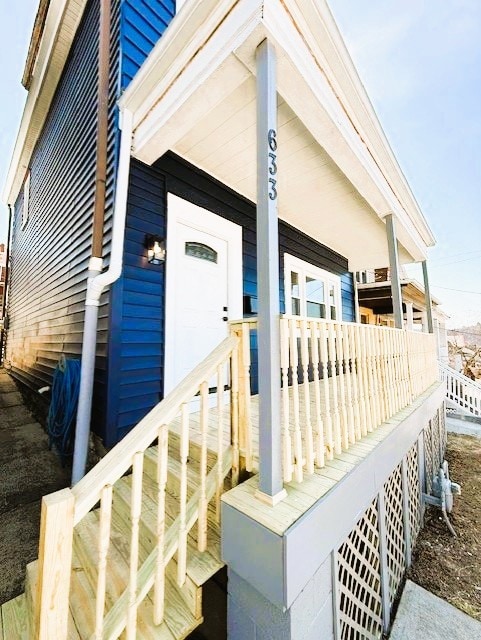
[91,0,112,260]
[71,109,133,485]
[71,0,114,484]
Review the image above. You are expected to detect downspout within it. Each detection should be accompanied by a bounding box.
[0,205,13,363]
[72,109,133,484]
[71,0,128,484]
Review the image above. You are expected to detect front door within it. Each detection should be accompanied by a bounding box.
[164,193,242,394]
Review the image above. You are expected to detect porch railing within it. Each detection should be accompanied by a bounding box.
[35,335,243,640]
[230,316,439,483]
[440,362,481,416]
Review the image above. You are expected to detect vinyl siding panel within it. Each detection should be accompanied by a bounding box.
[120,0,175,89]
[105,161,165,445]
[106,154,355,444]
[6,0,121,434]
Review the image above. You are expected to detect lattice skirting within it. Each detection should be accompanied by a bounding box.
[335,402,446,639]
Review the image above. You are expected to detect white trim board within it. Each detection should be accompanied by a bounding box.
[3,0,88,205]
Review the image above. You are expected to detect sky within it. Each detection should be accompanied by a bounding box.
[0,0,480,328]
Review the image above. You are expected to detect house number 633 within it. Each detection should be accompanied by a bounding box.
[268,129,277,201]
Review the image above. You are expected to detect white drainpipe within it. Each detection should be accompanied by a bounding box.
[71,109,133,485]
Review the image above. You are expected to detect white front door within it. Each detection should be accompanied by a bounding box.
[164,193,242,394]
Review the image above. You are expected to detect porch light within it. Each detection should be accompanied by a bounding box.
[145,235,166,264]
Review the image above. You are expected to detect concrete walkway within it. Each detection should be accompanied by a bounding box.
[390,580,481,639]
[446,414,481,438]
[0,369,70,604]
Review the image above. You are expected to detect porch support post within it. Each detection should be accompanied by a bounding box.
[421,260,434,333]
[405,302,414,331]
[255,39,286,504]
[385,214,403,329]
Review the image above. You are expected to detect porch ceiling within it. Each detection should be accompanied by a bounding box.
[120,0,435,271]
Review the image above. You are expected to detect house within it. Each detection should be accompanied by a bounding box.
[355,267,449,364]
[1,1,446,639]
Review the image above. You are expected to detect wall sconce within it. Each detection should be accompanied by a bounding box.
[145,234,166,264]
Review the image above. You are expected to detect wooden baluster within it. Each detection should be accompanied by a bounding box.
[336,323,346,446]
[198,381,209,552]
[289,318,304,481]
[334,322,349,449]
[320,322,334,458]
[378,328,389,423]
[280,318,293,482]
[95,484,113,640]
[348,324,361,441]
[126,452,143,640]
[230,344,240,487]
[387,330,395,416]
[309,320,324,467]
[406,331,415,402]
[241,324,253,472]
[379,330,390,421]
[391,329,402,413]
[385,329,394,417]
[400,330,407,406]
[352,324,363,438]
[358,324,371,435]
[327,322,342,454]
[398,330,406,407]
[368,326,381,428]
[342,324,355,445]
[300,319,314,474]
[388,330,396,413]
[154,424,168,625]
[178,404,189,586]
[215,365,224,523]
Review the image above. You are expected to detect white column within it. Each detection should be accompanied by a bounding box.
[421,312,428,333]
[422,260,434,333]
[405,302,414,331]
[255,39,286,505]
[385,214,403,329]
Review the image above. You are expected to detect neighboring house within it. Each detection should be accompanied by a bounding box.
[1,2,446,640]
[356,267,449,364]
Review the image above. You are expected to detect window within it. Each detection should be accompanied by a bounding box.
[22,171,30,229]
[284,254,341,320]
[185,242,217,263]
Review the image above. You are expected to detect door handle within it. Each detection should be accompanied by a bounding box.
[222,316,228,322]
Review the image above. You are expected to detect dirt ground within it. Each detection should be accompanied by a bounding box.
[408,433,481,621]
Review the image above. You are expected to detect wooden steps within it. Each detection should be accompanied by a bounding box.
[0,443,228,640]
[0,595,29,639]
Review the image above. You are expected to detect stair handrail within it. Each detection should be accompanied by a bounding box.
[35,334,241,640]
[439,362,481,388]
[72,334,239,524]
[439,361,481,415]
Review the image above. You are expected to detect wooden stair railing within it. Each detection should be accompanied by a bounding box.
[440,362,481,416]
[33,334,244,640]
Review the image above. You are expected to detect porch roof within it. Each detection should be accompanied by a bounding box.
[120,0,435,271]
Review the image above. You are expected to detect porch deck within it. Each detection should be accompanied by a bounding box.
[168,381,440,535]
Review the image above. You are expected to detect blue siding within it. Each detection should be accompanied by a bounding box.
[341,273,355,322]
[7,0,121,438]
[106,154,356,444]
[106,161,166,445]
[120,0,175,89]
